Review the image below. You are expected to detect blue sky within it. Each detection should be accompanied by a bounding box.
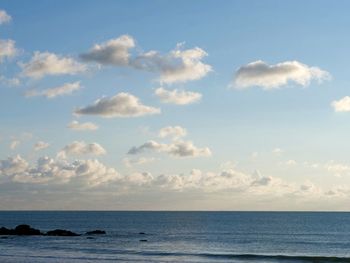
[1,1,350,210]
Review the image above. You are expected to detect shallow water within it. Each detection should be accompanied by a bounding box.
[0,211,350,262]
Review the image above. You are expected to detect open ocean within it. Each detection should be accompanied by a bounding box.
[0,212,350,262]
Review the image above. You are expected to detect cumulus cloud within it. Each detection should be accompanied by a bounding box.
[0,155,120,187]
[232,60,330,90]
[128,140,211,158]
[0,10,11,25]
[58,141,106,158]
[159,126,187,139]
[0,155,28,178]
[131,44,212,84]
[74,92,160,118]
[67,120,98,131]
[80,35,135,66]
[331,96,350,112]
[0,153,347,207]
[81,36,211,84]
[155,87,202,105]
[25,81,82,99]
[0,39,17,62]
[34,141,50,151]
[20,52,87,79]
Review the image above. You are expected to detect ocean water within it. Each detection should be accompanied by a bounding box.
[0,212,350,262]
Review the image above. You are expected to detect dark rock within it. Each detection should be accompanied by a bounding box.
[139,239,148,242]
[46,229,80,236]
[0,236,8,239]
[139,232,145,235]
[86,236,94,239]
[85,230,106,235]
[0,227,14,235]
[0,225,41,235]
[14,224,41,235]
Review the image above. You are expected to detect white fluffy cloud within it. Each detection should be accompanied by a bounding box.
[25,81,82,99]
[0,39,17,62]
[331,96,350,112]
[67,120,98,131]
[58,141,106,158]
[34,141,50,151]
[128,140,211,158]
[80,36,211,84]
[0,155,28,178]
[80,35,135,66]
[155,87,202,105]
[0,155,120,187]
[74,92,160,118]
[159,126,187,139]
[0,10,11,25]
[20,52,87,79]
[132,44,212,84]
[233,60,330,90]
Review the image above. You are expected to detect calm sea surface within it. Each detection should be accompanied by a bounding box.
[0,212,350,262]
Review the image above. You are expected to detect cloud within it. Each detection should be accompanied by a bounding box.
[325,161,350,177]
[58,141,106,158]
[331,96,350,112]
[81,36,211,84]
[286,159,297,166]
[0,76,20,86]
[0,10,11,25]
[272,148,283,154]
[0,39,17,62]
[159,126,187,139]
[20,52,87,79]
[74,92,160,118]
[233,60,330,90]
[131,44,212,84]
[34,141,50,151]
[67,120,98,131]
[128,140,211,158]
[80,35,135,66]
[0,155,28,178]
[25,81,82,99]
[0,155,120,187]
[155,87,202,105]
[123,157,156,168]
[10,140,20,150]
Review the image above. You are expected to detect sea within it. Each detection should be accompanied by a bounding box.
[0,211,350,262]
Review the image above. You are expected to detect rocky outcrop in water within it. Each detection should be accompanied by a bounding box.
[46,229,80,236]
[85,230,106,235]
[0,225,42,235]
[0,224,106,237]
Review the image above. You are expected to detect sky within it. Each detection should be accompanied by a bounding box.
[1,0,350,210]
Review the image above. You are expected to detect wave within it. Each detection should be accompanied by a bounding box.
[1,251,350,262]
[137,251,350,262]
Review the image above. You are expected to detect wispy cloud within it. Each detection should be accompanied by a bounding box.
[67,120,98,131]
[155,87,202,105]
[25,81,82,98]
